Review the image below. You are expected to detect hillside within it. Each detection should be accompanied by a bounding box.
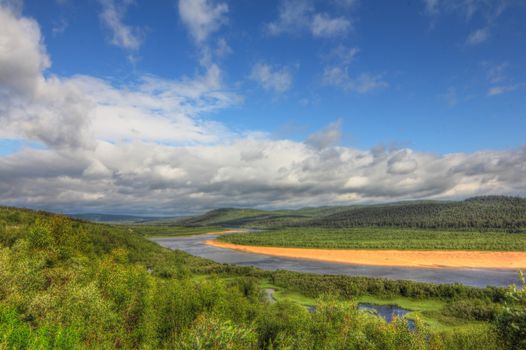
[1,206,525,349]
[185,196,526,231]
[177,206,349,227]
[308,196,526,231]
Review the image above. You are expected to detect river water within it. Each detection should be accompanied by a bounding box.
[152,233,520,288]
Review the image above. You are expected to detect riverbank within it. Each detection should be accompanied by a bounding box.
[206,240,526,269]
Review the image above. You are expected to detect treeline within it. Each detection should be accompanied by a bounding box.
[269,270,507,302]
[307,196,526,232]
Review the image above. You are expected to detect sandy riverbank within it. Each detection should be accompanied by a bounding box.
[205,240,526,269]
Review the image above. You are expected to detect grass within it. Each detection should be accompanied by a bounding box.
[122,225,224,237]
[256,279,490,334]
[218,227,526,251]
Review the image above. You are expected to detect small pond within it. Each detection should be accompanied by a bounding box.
[358,303,415,329]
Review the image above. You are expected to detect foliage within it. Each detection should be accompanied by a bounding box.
[218,227,526,251]
[496,271,526,349]
[309,196,526,232]
[0,206,521,349]
[269,270,507,301]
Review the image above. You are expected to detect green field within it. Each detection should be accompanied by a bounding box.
[122,224,223,237]
[218,227,526,251]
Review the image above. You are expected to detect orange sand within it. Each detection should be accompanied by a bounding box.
[205,240,526,269]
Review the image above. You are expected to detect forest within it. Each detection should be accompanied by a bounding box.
[0,206,525,349]
[181,196,526,232]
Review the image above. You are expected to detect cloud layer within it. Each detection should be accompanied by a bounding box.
[0,6,525,215]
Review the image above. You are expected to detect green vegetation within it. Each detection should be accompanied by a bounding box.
[0,206,524,349]
[183,196,526,232]
[175,206,357,228]
[218,227,526,251]
[122,225,224,237]
[309,196,526,232]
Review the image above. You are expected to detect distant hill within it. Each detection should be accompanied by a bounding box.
[183,196,526,231]
[67,213,175,224]
[309,196,526,231]
[176,206,350,227]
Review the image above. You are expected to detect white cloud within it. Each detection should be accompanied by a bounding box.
[266,0,312,36]
[485,62,508,84]
[325,45,360,65]
[487,84,521,96]
[0,6,50,95]
[99,0,143,50]
[423,0,506,20]
[311,13,351,37]
[178,0,228,43]
[483,62,523,96]
[423,0,514,47]
[322,66,387,93]
[1,5,525,215]
[250,63,293,93]
[466,27,489,45]
[267,0,351,38]
[0,6,238,150]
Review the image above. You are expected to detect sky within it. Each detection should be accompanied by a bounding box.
[0,0,525,215]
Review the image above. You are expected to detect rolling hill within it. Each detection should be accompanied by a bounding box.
[181,196,526,232]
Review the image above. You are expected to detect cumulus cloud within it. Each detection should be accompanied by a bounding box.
[99,0,143,50]
[249,63,293,93]
[0,5,237,150]
[1,5,525,215]
[2,136,525,215]
[267,0,351,38]
[178,0,228,43]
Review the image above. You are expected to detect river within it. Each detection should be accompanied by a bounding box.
[151,233,520,288]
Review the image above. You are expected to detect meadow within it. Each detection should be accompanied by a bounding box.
[218,227,526,251]
[120,224,224,237]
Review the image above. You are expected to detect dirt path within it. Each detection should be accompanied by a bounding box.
[205,240,526,269]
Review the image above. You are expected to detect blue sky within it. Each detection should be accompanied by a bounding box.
[16,0,526,154]
[0,0,525,214]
